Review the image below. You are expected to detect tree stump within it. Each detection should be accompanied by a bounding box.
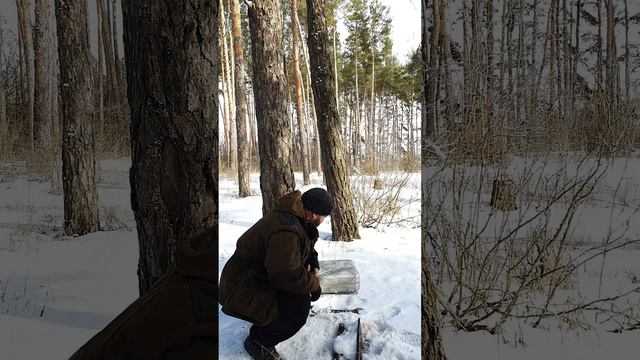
[373,178,383,190]
[490,178,516,211]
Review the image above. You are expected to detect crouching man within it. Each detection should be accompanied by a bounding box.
[219,188,333,360]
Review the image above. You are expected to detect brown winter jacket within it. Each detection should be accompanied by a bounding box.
[219,190,320,326]
[67,227,217,360]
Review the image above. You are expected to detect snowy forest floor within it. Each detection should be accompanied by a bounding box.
[0,156,638,359]
[0,160,138,359]
[0,160,423,359]
[429,153,640,359]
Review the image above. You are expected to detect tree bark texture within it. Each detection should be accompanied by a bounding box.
[111,0,125,104]
[291,0,311,185]
[0,26,7,155]
[97,0,105,144]
[34,0,53,158]
[422,1,447,358]
[54,0,100,236]
[17,0,34,150]
[307,0,360,241]
[220,0,237,169]
[231,0,251,197]
[605,0,617,103]
[123,0,219,295]
[422,244,448,360]
[248,0,296,214]
[98,0,119,114]
[425,0,440,139]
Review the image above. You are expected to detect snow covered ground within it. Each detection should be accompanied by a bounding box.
[0,160,422,359]
[0,160,138,359]
[428,153,640,359]
[2,155,637,359]
[218,171,422,360]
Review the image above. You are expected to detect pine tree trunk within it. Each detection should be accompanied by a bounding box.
[549,0,557,110]
[123,0,219,295]
[220,0,232,169]
[54,0,100,236]
[231,0,251,198]
[97,0,105,150]
[98,0,118,118]
[422,1,428,143]
[605,0,617,103]
[17,0,34,151]
[484,0,494,128]
[353,22,360,167]
[422,253,447,360]
[573,0,580,115]
[553,0,562,118]
[333,26,339,111]
[307,0,360,242]
[624,0,630,101]
[0,26,7,156]
[248,0,296,214]
[221,0,237,169]
[516,0,525,123]
[369,49,376,171]
[50,49,62,190]
[425,0,441,139]
[111,0,125,111]
[291,0,311,185]
[421,2,447,358]
[530,0,539,116]
[563,0,570,117]
[597,0,603,92]
[295,20,322,176]
[34,0,53,160]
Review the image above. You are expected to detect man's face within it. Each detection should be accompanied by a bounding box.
[312,214,326,227]
[306,210,326,226]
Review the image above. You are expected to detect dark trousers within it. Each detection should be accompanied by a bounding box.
[250,290,311,347]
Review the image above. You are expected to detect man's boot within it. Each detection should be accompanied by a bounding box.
[243,335,282,360]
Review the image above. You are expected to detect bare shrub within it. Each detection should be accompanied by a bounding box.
[578,100,640,157]
[102,206,128,231]
[425,151,640,334]
[351,172,419,229]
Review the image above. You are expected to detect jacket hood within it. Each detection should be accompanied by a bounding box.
[273,191,306,218]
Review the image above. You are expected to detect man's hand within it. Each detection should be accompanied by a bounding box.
[306,264,319,277]
[310,285,322,302]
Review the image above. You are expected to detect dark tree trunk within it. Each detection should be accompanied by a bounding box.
[231,0,251,197]
[422,248,447,360]
[17,0,34,151]
[54,0,100,236]
[0,25,7,155]
[422,0,429,146]
[307,0,360,242]
[422,1,447,359]
[605,0,617,103]
[34,0,53,159]
[98,0,119,117]
[97,0,105,147]
[425,0,441,139]
[248,0,296,214]
[123,0,219,295]
[111,0,125,104]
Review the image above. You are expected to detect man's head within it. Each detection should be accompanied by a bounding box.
[301,188,333,226]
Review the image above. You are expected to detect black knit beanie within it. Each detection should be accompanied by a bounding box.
[301,188,333,216]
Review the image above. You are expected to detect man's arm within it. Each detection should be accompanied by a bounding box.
[264,230,319,294]
[307,239,320,276]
